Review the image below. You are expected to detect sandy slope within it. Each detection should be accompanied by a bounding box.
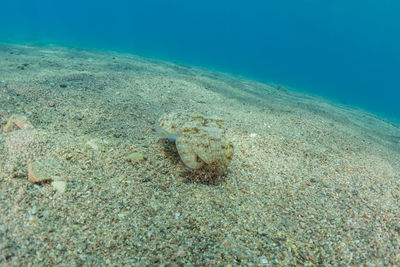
[0,43,399,265]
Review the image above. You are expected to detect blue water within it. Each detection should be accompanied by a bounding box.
[1,0,399,122]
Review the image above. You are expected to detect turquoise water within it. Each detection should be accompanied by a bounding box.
[1,0,399,122]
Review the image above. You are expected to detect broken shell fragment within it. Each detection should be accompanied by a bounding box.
[3,115,34,131]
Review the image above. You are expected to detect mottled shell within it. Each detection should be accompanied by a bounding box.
[158,112,234,175]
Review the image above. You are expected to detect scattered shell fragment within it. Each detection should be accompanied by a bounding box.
[28,161,53,183]
[85,138,105,152]
[3,114,34,131]
[158,112,234,176]
[4,128,49,177]
[51,181,66,193]
[126,152,144,163]
[27,158,65,183]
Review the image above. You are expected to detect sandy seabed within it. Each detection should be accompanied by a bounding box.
[0,43,399,266]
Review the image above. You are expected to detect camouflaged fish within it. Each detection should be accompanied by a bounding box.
[158,112,234,175]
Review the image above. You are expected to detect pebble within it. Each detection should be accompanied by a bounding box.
[3,114,34,131]
[27,159,65,183]
[51,181,66,193]
[28,161,53,183]
[126,152,144,163]
[86,138,105,152]
[260,256,269,264]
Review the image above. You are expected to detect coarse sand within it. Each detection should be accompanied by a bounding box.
[0,43,399,266]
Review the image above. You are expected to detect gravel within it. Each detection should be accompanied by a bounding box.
[0,42,399,266]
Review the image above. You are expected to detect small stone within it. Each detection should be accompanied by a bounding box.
[51,181,66,193]
[126,152,144,163]
[28,161,52,183]
[260,256,269,265]
[85,139,105,152]
[3,115,34,131]
[176,250,186,257]
[27,159,64,183]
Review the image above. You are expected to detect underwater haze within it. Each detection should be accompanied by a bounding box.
[1,1,400,266]
[1,0,399,122]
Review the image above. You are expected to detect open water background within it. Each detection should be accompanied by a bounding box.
[1,0,399,122]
